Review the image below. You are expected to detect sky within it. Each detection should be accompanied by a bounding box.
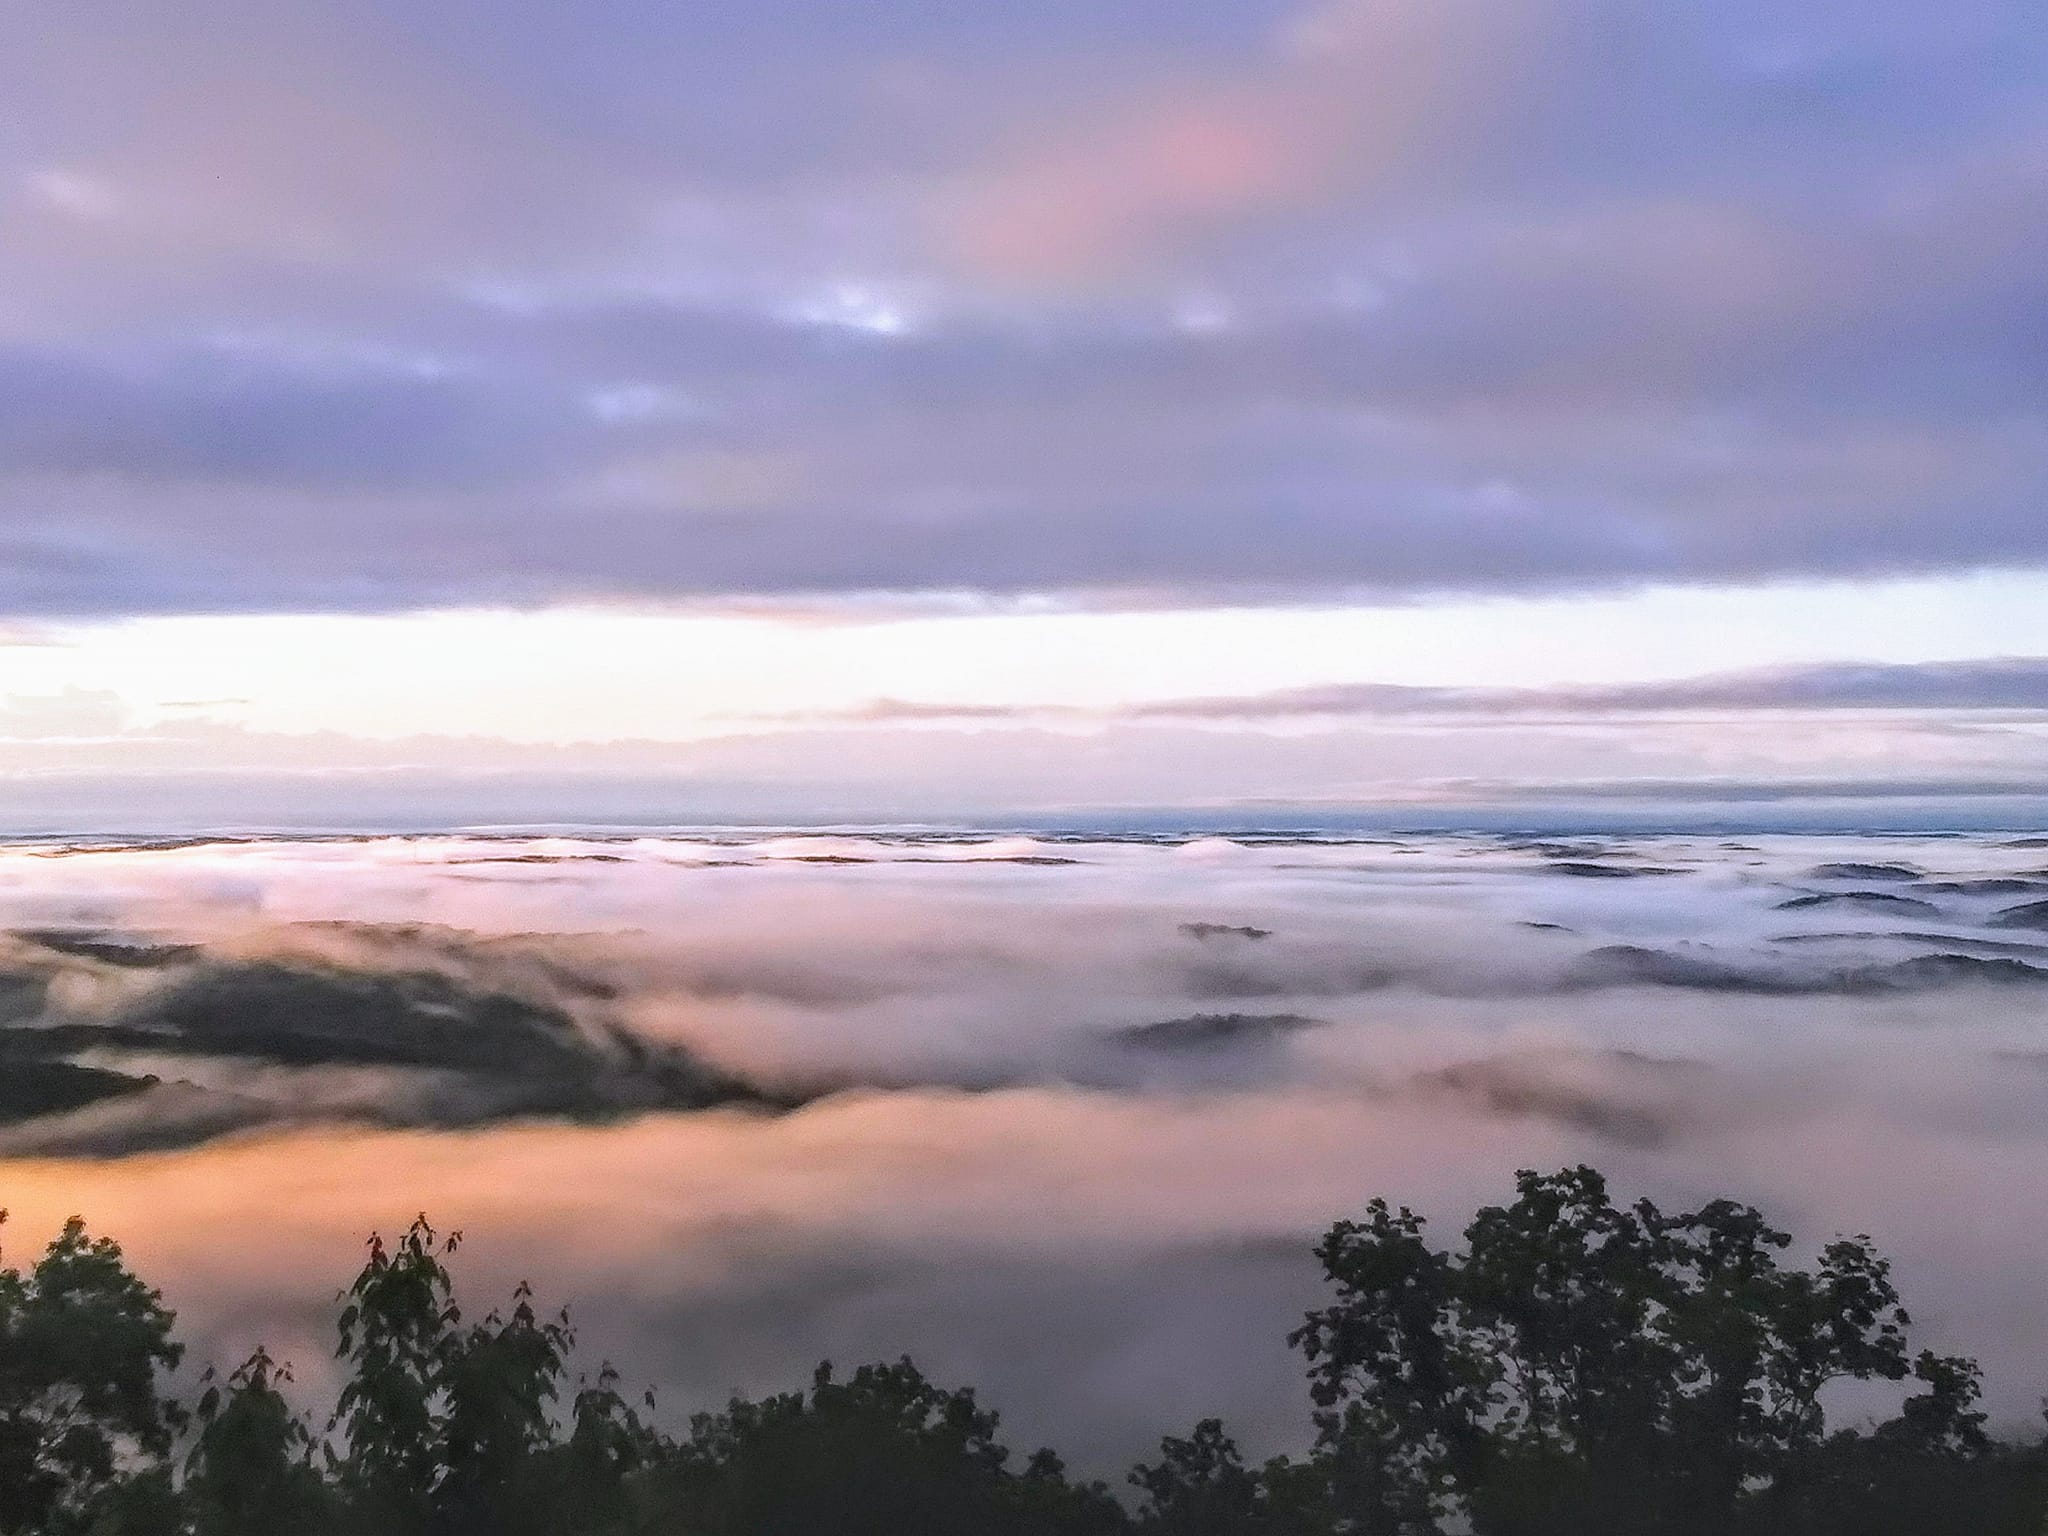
[3,0,2046,828]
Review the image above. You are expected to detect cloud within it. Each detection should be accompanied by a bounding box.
[0,689,134,740]
[816,656,2048,724]
[4,828,2048,1158]
[1481,775,2048,804]
[942,0,1537,285]
[7,833,2048,1461]
[1138,656,2048,719]
[0,0,2043,613]
[6,671,2048,831]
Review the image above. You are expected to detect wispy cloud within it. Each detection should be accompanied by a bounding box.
[799,657,2048,725]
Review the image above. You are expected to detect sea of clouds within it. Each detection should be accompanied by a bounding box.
[2,829,2047,1469]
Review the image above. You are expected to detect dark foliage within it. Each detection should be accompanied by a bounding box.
[0,1169,2041,1533]
[0,1211,184,1534]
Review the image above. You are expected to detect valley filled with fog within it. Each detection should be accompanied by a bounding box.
[3,829,2047,1471]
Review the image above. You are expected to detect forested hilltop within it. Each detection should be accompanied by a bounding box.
[3,1166,2042,1536]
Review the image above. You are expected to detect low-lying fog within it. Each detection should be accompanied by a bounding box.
[3,829,2047,1470]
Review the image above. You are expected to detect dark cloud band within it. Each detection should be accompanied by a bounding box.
[815,656,2048,725]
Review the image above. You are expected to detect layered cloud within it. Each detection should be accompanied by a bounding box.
[6,833,2048,1463]
[823,656,2048,722]
[9,650,2048,831]
[0,0,2043,614]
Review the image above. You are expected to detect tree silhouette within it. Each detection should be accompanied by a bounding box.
[1129,1418,1327,1535]
[0,1212,183,1534]
[436,1282,577,1535]
[0,1168,2041,1533]
[184,1348,336,1536]
[329,1216,462,1528]
[1287,1165,2039,1535]
[650,1356,1120,1535]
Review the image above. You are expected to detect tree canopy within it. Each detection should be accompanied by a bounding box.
[0,1168,2040,1534]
